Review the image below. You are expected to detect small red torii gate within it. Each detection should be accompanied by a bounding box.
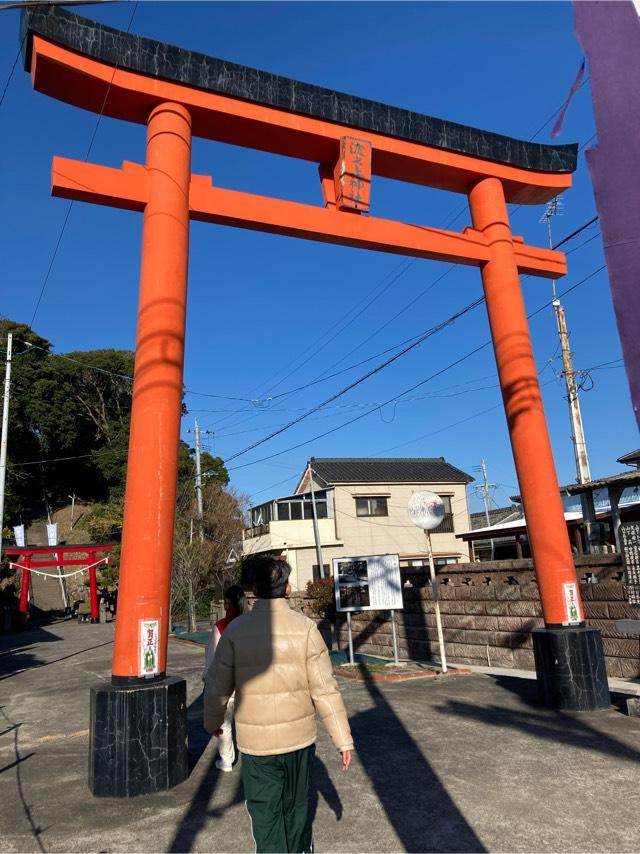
[5,543,113,624]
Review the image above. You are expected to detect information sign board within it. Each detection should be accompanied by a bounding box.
[621,521,640,606]
[333,553,403,613]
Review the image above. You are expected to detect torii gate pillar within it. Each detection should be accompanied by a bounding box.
[89,103,193,796]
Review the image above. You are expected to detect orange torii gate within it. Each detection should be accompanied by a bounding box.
[21,6,610,796]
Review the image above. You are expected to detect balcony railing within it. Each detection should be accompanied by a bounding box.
[433,513,455,534]
[245,522,270,539]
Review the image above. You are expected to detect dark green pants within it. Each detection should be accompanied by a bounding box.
[241,744,315,853]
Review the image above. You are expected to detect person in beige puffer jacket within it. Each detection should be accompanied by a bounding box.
[204,556,353,853]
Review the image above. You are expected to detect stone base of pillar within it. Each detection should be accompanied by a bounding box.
[89,675,188,797]
[533,627,610,711]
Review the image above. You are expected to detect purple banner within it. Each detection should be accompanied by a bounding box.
[574,1,640,428]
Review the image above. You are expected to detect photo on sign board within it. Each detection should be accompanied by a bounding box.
[337,559,368,584]
[338,583,370,610]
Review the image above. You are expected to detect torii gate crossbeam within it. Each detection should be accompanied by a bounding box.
[20,6,610,797]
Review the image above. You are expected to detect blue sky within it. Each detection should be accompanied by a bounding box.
[0,1,636,513]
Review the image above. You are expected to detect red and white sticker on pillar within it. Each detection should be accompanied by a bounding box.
[563,582,582,625]
[140,619,160,676]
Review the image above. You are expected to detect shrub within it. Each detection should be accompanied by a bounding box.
[305,577,336,622]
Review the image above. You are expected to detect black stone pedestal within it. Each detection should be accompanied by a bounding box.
[533,627,610,711]
[89,676,188,797]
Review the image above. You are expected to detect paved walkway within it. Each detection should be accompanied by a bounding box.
[1,619,640,853]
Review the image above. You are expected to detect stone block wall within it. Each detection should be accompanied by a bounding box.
[298,555,640,678]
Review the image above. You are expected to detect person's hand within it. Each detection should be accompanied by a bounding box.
[340,749,352,771]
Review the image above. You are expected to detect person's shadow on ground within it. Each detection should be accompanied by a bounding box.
[310,755,343,823]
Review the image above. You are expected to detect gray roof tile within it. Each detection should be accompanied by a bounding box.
[309,457,473,485]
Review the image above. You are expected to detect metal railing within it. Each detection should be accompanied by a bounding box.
[245,522,270,539]
[433,513,455,533]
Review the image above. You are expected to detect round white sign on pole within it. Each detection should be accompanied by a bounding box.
[407,490,445,530]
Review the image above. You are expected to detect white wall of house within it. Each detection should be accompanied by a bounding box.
[332,481,470,567]
[243,480,471,591]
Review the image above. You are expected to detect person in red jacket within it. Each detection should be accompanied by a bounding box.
[203,584,245,771]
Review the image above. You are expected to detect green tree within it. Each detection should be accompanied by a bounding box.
[1,318,135,521]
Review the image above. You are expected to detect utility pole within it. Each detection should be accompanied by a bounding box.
[0,333,13,560]
[475,458,496,560]
[307,464,325,578]
[194,420,204,542]
[553,299,591,484]
[541,199,595,549]
[308,463,337,649]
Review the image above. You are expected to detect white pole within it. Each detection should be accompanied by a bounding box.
[390,609,400,665]
[426,530,448,672]
[194,420,204,542]
[0,333,13,561]
[346,611,355,665]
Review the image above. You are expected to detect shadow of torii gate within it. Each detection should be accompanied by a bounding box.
[21,6,610,797]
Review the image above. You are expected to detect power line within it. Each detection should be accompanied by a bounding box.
[7,447,127,469]
[223,296,486,465]
[0,31,25,111]
[212,211,601,428]
[29,1,139,327]
[9,217,602,459]
[221,224,605,464]
[12,339,263,403]
[552,217,598,251]
[222,261,608,474]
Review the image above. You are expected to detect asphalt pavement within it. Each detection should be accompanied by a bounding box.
[2,619,640,853]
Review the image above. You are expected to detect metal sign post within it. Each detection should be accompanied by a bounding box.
[390,609,400,665]
[346,611,355,665]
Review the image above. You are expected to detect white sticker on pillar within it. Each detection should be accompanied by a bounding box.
[140,619,160,676]
[563,582,582,625]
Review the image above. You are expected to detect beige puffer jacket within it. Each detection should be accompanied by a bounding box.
[204,598,353,756]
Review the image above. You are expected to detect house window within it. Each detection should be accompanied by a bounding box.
[276,492,328,521]
[435,557,458,567]
[436,495,455,533]
[312,564,331,580]
[439,495,452,514]
[251,503,272,527]
[355,496,388,517]
[399,557,458,570]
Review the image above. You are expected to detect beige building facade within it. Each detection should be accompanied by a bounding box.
[243,457,473,592]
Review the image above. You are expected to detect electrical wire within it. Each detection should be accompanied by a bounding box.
[222,262,608,474]
[29,1,140,327]
[222,296,486,464]
[0,31,25,110]
[6,220,604,476]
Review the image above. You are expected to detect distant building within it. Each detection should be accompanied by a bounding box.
[458,449,640,559]
[468,505,524,561]
[243,457,473,591]
[618,449,640,470]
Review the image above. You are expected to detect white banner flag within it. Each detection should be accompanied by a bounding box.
[14,525,25,547]
[46,523,58,547]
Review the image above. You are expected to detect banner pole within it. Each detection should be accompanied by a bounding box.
[427,531,448,672]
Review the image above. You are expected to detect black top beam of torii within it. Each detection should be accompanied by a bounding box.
[21,4,577,175]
